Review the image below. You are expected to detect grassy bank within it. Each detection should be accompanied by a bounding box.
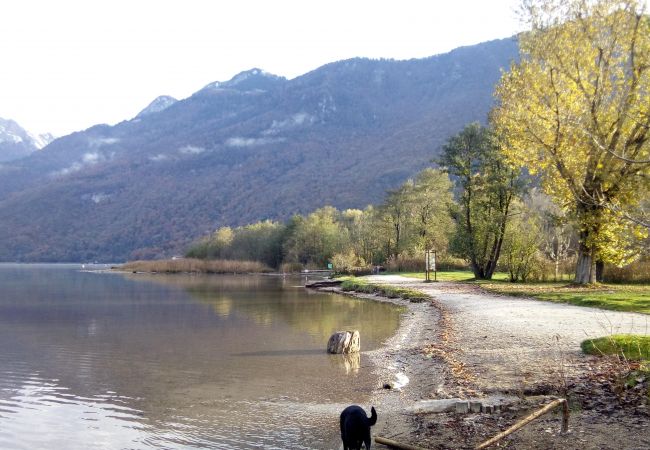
[581,335,650,361]
[581,335,650,399]
[119,258,273,274]
[340,278,429,302]
[477,281,650,314]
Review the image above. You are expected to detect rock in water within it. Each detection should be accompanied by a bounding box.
[327,330,360,354]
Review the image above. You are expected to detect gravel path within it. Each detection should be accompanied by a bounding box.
[365,275,650,394]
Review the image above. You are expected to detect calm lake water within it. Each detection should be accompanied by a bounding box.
[0,264,403,449]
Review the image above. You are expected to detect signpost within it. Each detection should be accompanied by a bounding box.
[425,249,437,282]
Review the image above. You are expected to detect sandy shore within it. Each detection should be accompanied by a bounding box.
[321,275,650,449]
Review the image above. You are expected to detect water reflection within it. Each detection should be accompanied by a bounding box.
[329,353,362,375]
[128,273,402,346]
[0,265,403,449]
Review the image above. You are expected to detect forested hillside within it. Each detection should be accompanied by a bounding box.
[0,38,518,262]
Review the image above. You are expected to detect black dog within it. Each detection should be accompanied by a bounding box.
[340,405,377,450]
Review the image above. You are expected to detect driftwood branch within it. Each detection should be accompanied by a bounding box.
[475,398,569,449]
[375,436,429,450]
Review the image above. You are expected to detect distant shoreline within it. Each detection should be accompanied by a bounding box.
[115,258,273,274]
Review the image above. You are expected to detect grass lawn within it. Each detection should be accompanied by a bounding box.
[381,270,509,282]
[478,280,650,314]
[581,334,650,361]
[373,271,650,315]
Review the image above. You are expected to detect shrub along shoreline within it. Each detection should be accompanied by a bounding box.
[340,278,429,302]
[118,258,273,274]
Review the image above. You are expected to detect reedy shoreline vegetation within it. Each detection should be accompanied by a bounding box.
[119,259,272,274]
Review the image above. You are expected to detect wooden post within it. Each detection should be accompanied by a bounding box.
[475,398,569,449]
[424,250,430,282]
[424,249,436,282]
[433,250,437,281]
[561,398,569,433]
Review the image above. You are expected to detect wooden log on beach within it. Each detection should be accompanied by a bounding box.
[375,436,428,450]
[475,398,569,449]
[327,330,360,354]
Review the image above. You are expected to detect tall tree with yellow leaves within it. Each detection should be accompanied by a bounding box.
[492,0,650,283]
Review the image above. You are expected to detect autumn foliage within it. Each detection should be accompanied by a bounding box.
[492,0,650,283]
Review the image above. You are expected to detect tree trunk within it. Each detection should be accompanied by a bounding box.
[574,245,596,284]
[595,260,604,283]
[484,236,502,280]
[574,201,604,284]
[470,260,484,279]
[484,217,508,279]
[393,222,401,260]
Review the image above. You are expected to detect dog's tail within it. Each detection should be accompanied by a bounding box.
[369,406,377,426]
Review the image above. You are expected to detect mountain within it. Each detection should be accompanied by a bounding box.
[0,38,518,262]
[199,68,287,93]
[0,118,54,162]
[136,95,178,118]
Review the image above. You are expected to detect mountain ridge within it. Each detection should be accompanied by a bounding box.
[0,37,518,262]
[0,118,54,162]
[136,95,178,118]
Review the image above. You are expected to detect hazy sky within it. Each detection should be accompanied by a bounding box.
[1,0,521,136]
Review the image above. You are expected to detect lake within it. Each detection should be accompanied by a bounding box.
[0,264,403,449]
